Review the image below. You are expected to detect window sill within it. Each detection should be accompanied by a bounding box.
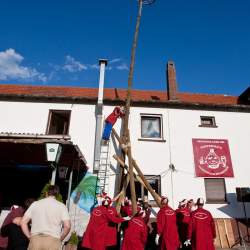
[138,138,166,143]
[199,125,218,128]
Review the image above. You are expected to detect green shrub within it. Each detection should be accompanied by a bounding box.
[68,232,79,245]
[39,183,63,202]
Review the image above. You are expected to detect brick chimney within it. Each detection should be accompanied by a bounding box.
[166,61,178,101]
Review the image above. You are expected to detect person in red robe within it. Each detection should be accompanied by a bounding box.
[105,205,119,248]
[187,199,196,212]
[155,196,180,250]
[176,199,191,250]
[142,202,151,225]
[121,208,148,250]
[121,198,133,217]
[184,198,216,250]
[102,107,125,141]
[81,196,130,250]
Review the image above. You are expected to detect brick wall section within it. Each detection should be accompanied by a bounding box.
[167,61,178,101]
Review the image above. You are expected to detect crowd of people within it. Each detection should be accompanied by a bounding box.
[0,185,71,250]
[0,185,216,250]
[80,194,216,250]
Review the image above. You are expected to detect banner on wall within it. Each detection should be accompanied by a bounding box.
[69,172,99,236]
[192,139,234,177]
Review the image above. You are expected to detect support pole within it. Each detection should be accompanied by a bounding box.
[51,165,57,185]
[67,170,73,210]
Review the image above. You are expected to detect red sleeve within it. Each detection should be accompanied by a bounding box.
[1,224,10,237]
[119,111,125,117]
[105,210,125,224]
[142,223,148,244]
[157,209,165,235]
[144,209,151,224]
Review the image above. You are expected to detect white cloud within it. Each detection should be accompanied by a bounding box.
[109,58,121,64]
[0,48,47,82]
[89,63,99,70]
[63,55,87,72]
[116,63,129,71]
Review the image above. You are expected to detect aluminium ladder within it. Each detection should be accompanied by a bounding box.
[96,140,110,194]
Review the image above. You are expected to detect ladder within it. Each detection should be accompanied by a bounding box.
[96,141,110,194]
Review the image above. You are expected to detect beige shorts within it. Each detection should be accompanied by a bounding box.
[28,234,61,250]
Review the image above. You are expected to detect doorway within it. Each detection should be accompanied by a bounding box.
[0,164,51,209]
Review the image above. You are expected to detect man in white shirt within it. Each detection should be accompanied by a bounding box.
[21,185,71,250]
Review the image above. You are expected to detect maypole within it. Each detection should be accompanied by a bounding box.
[119,0,156,215]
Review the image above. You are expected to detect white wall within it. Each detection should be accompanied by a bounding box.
[123,107,250,218]
[0,101,96,167]
[0,100,249,218]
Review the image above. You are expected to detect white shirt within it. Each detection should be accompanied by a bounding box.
[24,197,70,239]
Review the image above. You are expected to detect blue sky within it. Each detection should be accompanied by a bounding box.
[0,0,250,95]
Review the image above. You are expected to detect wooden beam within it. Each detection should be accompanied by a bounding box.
[113,155,146,188]
[112,128,161,207]
[131,158,161,207]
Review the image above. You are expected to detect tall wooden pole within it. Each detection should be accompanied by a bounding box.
[123,0,143,134]
[122,0,144,215]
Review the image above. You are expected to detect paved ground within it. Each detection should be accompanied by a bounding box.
[217,247,250,250]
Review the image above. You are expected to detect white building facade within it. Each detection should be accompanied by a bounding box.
[0,91,249,217]
[0,62,250,248]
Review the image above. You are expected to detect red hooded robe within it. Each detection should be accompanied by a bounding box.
[105,206,119,247]
[187,207,216,250]
[121,204,133,217]
[81,205,125,250]
[176,207,191,243]
[121,215,148,250]
[157,205,180,250]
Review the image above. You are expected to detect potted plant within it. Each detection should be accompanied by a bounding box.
[65,232,79,250]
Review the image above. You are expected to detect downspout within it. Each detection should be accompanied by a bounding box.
[93,59,108,172]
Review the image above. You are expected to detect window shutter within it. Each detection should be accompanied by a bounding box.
[205,178,226,203]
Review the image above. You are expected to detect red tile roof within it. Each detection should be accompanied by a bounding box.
[0,84,239,106]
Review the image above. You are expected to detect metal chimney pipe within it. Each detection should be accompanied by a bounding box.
[93,59,108,172]
[97,59,108,104]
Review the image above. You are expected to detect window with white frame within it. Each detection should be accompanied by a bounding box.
[141,114,163,139]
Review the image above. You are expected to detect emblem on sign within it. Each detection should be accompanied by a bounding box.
[192,139,234,177]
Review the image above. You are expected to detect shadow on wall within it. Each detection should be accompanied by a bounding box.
[218,193,247,219]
